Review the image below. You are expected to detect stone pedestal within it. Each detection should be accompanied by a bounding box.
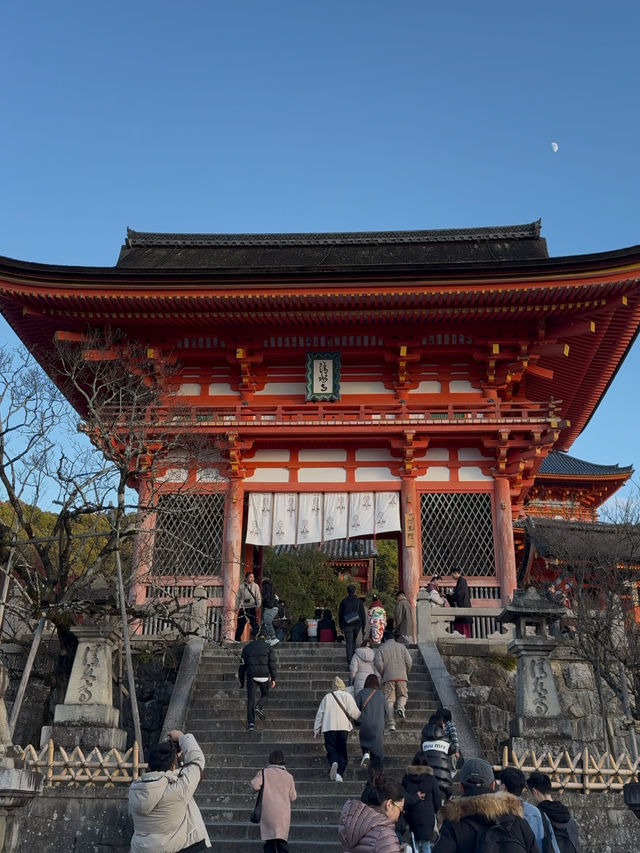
[41,626,126,750]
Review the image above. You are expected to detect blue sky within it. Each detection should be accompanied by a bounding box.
[1,1,639,500]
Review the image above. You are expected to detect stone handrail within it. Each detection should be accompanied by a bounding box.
[417,603,514,643]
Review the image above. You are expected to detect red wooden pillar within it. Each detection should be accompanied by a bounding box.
[401,478,420,636]
[222,478,245,640]
[129,478,156,609]
[494,476,517,603]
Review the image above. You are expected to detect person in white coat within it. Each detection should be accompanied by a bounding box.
[313,676,361,782]
[129,729,211,853]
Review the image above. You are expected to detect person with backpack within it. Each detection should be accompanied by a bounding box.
[420,714,454,802]
[526,771,581,853]
[401,752,442,853]
[339,584,367,663]
[498,767,560,853]
[432,757,539,853]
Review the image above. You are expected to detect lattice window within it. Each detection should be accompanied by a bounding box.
[420,492,495,577]
[153,494,224,576]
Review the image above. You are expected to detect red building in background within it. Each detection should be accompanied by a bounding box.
[1,221,638,638]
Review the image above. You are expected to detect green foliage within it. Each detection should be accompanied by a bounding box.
[263,547,352,624]
[488,651,517,671]
[373,538,400,615]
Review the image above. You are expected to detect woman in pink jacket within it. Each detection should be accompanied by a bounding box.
[250,750,297,853]
[338,769,404,853]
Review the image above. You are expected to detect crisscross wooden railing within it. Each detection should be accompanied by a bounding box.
[498,746,640,793]
[13,741,640,791]
[14,740,146,786]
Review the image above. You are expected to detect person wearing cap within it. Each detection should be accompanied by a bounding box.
[499,767,560,853]
[313,675,361,782]
[238,627,277,731]
[432,757,538,853]
[339,584,366,663]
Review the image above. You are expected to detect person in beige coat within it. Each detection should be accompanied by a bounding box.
[374,630,412,730]
[128,729,210,853]
[314,675,361,782]
[250,750,297,853]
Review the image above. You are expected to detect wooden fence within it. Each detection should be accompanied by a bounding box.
[498,746,640,793]
[14,741,640,791]
[15,740,147,786]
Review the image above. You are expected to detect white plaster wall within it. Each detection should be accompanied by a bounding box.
[196,468,228,482]
[245,468,291,482]
[298,468,347,483]
[299,449,347,462]
[254,383,306,395]
[424,448,449,460]
[355,449,394,461]
[410,381,442,393]
[159,468,188,483]
[208,382,239,395]
[246,449,291,461]
[449,380,478,393]
[459,466,493,482]
[458,448,491,461]
[355,467,401,482]
[341,382,392,394]
[177,383,201,396]
[416,467,451,481]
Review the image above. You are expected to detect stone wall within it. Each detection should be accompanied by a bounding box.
[1,638,182,752]
[10,783,640,853]
[438,639,637,761]
[14,788,130,853]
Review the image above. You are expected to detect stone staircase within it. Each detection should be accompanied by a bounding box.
[186,642,439,852]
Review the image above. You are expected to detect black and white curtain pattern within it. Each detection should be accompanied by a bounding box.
[246,491,400,546]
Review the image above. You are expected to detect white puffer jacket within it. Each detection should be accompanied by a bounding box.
[128,734,211,852]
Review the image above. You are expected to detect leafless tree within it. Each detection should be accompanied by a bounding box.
[526,494,640,739]
[0,338,214,670]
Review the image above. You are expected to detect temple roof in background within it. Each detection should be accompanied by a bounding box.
[538,451,634,479]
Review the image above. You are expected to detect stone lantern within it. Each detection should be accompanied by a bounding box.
[499,587,572,751]
[40,577,127,750]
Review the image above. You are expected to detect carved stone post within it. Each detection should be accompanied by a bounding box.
[500,587,572,751]
[41,624,126,750]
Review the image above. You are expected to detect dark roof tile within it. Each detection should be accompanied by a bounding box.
[538,451,633,478]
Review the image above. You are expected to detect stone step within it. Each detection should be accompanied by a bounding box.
[196,753,417,772]
[193,682,433,697]
[206,841,341,853]
[198,800,352,824]
[188,641,436,851]
[203,819,345,841]
[190,734,423,751]
[188,709,434,723]
[198,778,373,794]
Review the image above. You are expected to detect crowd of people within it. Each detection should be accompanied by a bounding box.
[128,573,582,853]
[129,718,582,853]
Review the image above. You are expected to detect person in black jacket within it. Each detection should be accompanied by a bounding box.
[527,771,581,853]
[338,585,366,663]
[238,628,277,730]
[433,758,538,853]
[446,569,471,638]
[401,752,442,853]
[421,714,453,801]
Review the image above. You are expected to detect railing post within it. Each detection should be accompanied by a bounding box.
[583,746,590,794]
[133,740,139,781]
[47,738,54,787]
